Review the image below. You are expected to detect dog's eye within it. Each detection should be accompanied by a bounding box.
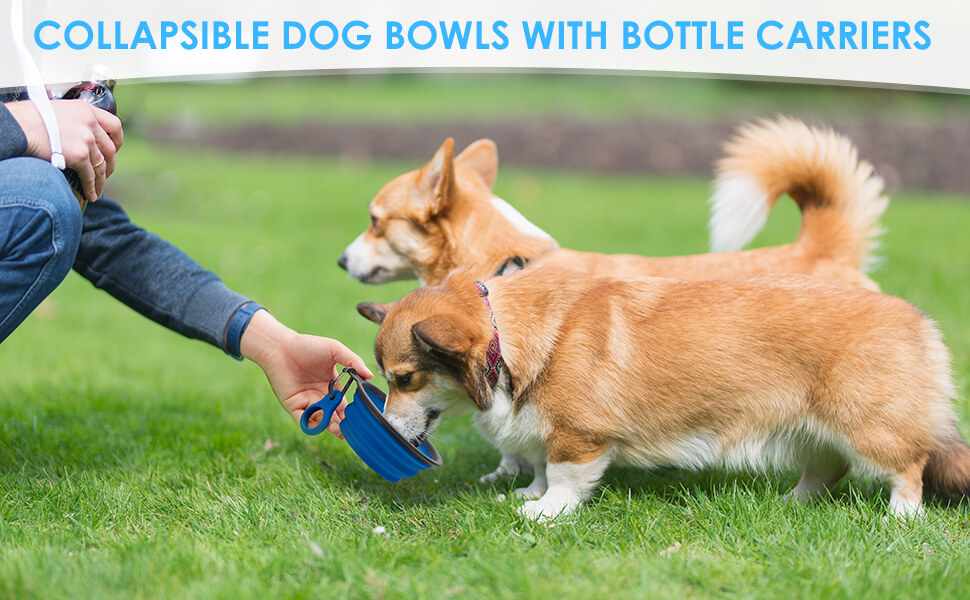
[395,373,413,388]
[370,214,378,229]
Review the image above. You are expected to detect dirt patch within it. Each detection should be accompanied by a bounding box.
[146,115,970,194]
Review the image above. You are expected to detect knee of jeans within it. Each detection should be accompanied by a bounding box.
[2,157,83,256]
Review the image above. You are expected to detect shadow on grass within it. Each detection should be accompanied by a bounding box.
[470,457,911,517]
[598,465,970,513]
[301,434,504,510]
[598,464,886,510]
[310,433,909,516]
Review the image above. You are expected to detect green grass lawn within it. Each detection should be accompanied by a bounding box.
[2,136,970,599]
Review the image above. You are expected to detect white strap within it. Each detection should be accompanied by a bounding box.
[9,0,64,169]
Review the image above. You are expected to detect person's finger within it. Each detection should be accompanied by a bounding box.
[288,393,342,431]
[326,423,345,440]
[92,107,124,151]
[92,124,116,177]
[290,403,315,425]
[330,341,374,378]
[77,154,98,204]
[297,407,317,425]
[89,144,106,201]
[314,397,344,439]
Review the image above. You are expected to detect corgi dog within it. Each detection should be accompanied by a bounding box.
[339,117,891,483]
[338,117,887,291]
[357,268,970,521]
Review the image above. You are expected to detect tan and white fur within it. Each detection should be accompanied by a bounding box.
[339,117,887,291]
[340,117,889,482]
[358,268,970,521]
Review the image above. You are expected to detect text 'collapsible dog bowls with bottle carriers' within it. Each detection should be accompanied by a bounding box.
[300,368,441,482]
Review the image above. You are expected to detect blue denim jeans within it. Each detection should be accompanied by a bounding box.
[0,156,250,350]
[0,157,82,343]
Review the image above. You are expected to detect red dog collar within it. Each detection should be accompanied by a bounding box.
[475,281,502,388]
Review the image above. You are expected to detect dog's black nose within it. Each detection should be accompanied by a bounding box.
[337,254,348,271]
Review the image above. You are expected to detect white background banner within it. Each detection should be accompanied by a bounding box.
[1,0,966,90]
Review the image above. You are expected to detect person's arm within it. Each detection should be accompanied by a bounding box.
[0,103,29,160]
[73,198,373,435]
[73,197,250,347]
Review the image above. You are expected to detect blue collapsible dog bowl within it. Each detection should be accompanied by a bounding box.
[300,368,442,482]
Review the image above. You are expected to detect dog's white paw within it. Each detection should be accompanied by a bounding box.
[519,498,571,522]
[512,473,548,500]
[513,484,545,500]
[885,504,925,522]
[517,484,585,522]
[478,454,533,483]
[479,468,510,484]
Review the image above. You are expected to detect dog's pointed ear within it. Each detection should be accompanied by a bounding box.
[418,138,456,217]
[455,139,498,190]
[412,315,471,358]
[357,301,393,325]
[412,315,493,411]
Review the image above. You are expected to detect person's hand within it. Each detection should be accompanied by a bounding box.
[5,99,124,204]
[240,309,374,438]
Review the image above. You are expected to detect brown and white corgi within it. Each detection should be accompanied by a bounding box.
[340,117,891,483]
[339,117,887,291]
[358,268,970,521]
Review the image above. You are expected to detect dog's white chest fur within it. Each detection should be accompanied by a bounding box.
[473,382,547,464]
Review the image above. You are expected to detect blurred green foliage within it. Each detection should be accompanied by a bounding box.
[117,73,970,127]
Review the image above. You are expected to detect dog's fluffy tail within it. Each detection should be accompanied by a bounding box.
[924,426,970,499]
[708,117,888,272]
